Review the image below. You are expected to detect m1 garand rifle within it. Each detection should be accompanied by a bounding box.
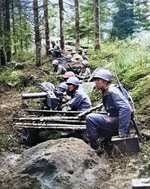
[114,71,141,138]
[78,103,103,119]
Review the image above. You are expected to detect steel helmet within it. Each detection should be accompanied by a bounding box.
[66,77,79,86]
[52,59,59,65]
[58,82,68,90]
[82,60,89,66]
[63,71,75,79]
[93,69,112,81]
[71,54,83,62]
[66,54,72,59]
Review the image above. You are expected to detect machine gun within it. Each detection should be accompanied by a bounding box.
[22,82,64,110]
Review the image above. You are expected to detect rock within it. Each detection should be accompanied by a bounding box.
[0,138,110,189]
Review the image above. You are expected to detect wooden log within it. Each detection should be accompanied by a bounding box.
[14,123,86,130]
[13,116,80,121]
[22,92,47,99]
[24,109,82,114]
[14,119,86,124]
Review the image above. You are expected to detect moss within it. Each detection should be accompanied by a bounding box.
[0,137,10,150]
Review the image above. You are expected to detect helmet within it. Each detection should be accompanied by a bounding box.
[93,69,112,81]
[52,59,59,65]
[71,50,76,54]
[58,82,68,90]
[82,60,89,66]
[78,48,83,52]
[66,54,72,59]
[63,71,75,79]
[71,54,83,62]
[66,77,79,86]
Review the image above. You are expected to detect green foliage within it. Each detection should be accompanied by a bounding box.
[39,130,61,141]
[12,51,35,62]
[89,88,102,106]
[0,137,10,150]
[0,68,20,86]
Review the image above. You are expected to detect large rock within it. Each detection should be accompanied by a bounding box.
[0,138,110,189]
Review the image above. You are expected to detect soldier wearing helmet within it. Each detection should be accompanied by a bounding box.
[63,71,75,81]
[62,77,91,111]
[76,60,91,82]
[56,82,71,110]
[52,59,67,75]
[86,69,131,153]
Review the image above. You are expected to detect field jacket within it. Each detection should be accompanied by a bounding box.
[68,85,91,111]
[102,84,131,135]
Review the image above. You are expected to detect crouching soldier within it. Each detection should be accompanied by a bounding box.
[86,69,131,152]
[52,59,67,75]
[62,77,91,112]
[76,60,91,82]
[56,82,71,110]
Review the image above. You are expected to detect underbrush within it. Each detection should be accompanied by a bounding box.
[12,51,35,62]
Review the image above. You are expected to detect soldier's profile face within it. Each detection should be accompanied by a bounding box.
[68,84,75,91]
[94,78,106,90]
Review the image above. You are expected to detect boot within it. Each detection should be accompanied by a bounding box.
[89,138,99,150]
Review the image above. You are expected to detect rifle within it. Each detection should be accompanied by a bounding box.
[78,103,103,119]
[114,71,141,138]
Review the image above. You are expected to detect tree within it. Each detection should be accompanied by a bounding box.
[0,0,3,43]
[111,0,136,40]
[59,0,65,50]
[33,0,41,67]
[4,0,11,62]
[75,0,80,52]
[10,1,32,54]
[134,0,150,32]
[80,0,94,43]
[94,0,100,50]
[43,0,50,56]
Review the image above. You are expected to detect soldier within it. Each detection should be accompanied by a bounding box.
[78,48,88,60]
[76,60,91,82]
[86,69,131,152]
[56,82,71,110]
[52,59,67,75]
[63,71,75,81]
[62,77,91,111]
[52,45,61,58]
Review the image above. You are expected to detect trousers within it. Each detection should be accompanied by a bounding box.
[86,113,119,140]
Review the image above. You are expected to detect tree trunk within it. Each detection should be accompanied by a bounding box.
[5,0,11,62]
[33,0,41,67]
[94,0,100,51]
[43,0,50,56]
[11,0,16,54]
[59,0,65,50]
[18,0,23,52]
[75,0,80,52]
[0,0,2,41]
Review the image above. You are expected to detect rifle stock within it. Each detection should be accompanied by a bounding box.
[78,103,103,118]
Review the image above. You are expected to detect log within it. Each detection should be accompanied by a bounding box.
[14,118,86,124]
[13,116,80,121]
[14,123,86,130]
[24,109,82,114]
[22,92,47,99]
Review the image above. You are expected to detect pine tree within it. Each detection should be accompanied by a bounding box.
[111,0,136,40]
